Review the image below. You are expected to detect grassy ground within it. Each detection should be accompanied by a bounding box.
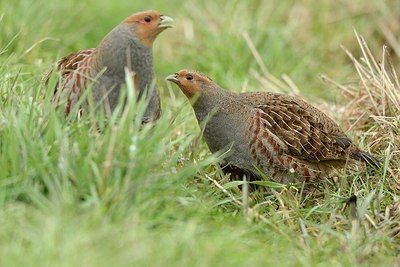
[1,0,399,266]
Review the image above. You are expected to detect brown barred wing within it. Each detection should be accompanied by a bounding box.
[252,96,352,163]
[43,49,96,115]
[239,92,354,163]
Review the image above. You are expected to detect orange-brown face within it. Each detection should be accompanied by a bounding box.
[165,70,213,99]
[124,10,174,47]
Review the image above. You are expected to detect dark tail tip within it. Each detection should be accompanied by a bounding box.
[356,151,382,169]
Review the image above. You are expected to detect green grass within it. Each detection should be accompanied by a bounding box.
[1,0,399,266]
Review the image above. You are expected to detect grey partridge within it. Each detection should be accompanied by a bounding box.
[166,70,380,184]
[43,10,173,123]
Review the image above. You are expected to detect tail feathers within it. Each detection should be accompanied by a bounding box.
[354,151,381,169]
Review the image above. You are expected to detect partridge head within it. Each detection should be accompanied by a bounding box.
[167,70,381,184]
[44,10,174,123]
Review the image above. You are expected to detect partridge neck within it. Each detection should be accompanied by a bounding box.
[192,86,229,123]
[93,24,155,87]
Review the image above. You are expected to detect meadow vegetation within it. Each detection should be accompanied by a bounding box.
[0,0,399,266]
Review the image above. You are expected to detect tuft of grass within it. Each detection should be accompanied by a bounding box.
[335,31,400,240]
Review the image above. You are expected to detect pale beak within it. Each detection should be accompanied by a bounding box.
[159,15,174,28]
[165,73,179,83]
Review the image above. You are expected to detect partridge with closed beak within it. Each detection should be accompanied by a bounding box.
[166,70,380,184]
[44,10,174,123]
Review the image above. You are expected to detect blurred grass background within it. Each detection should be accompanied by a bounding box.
[0,0,399,266]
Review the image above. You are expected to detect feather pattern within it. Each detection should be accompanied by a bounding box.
[44,49,96,115]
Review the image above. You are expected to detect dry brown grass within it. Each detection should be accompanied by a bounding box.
[333,32,400,193]
[334,32,400,239]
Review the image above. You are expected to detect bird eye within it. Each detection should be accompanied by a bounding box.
[185,74,193,80]
[144,16,152,23]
